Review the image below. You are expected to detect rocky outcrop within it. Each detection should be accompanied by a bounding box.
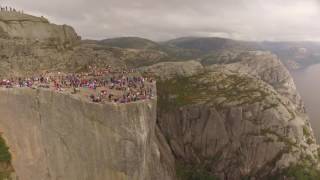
[154,52,320,179]
[206,51,305,112]
[0,12,80,76]
[140,60,203,80]
[158,71,318,178]
[0,88,175,180]
[0,12,80,46]
[0,15,167,76]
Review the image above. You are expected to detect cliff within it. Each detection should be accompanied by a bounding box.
[0,14,168,76]
[0,12,80,46]
[0,12,79,76]
[205,51,305,112]
[144,53,320,179]
[0,88,175,180]
[0,12,319,180]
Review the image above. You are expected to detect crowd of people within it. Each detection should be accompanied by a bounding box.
[0,6,23,14]
[0,65,156,104]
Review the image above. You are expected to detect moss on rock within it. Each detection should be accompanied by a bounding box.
[0,136,11,163]
[0,136,12,180]
[157,71,283,113]
[176,163,219,180]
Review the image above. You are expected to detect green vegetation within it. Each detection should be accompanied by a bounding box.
[303,126,311,138]
[201,51,241,66]
[271,160,320,180]
[307,138,314,145]
[0,172,11,180]
[260,128,298,148]
[175,151,223,180]
[176,163,219,180]
[265,152,320,180]
[98,37,159,49]
[157,75,206,111]
[302,126,314,145]
[283,165,320,180]
[0,137,11,163]
[157,71,280,113]
[262,103,279,111]
[0,136,12,180]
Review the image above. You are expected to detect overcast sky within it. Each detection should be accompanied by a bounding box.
[2,0,320,41]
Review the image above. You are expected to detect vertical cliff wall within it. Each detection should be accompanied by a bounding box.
[144,58,320,179]
[0,88,175,180]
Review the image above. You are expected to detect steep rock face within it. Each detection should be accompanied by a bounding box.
[0,39,72,76]
[154,53,320,179]
[0,12,80,46]
[0,12,81,76]
[158,70,319,178]
[0,88,175,180]
[206,51,304,112]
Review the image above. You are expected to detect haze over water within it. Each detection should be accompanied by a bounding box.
[292,64,320,141]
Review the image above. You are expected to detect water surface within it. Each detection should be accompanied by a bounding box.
[291,64,320,141]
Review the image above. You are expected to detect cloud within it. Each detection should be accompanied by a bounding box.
[2,0,320,41]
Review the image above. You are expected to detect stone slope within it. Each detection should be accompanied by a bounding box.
[139,60,203,80]
[206,51,305,112]
[0,88,175,180]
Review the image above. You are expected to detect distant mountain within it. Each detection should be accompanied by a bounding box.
[93,36,320,70]
[97,37,203,61]
[98,37,159,49]
[261,41,320,69]
[165,37,320,70]
[165,37,261,53]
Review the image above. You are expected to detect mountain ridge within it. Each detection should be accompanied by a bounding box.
[97,36,320,70]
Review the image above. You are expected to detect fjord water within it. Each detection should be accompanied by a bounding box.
[291,64,320,141]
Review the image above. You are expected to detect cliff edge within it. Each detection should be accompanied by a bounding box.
[144,53,320,179]
[0,12,80,46]
[0,88,175,180]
